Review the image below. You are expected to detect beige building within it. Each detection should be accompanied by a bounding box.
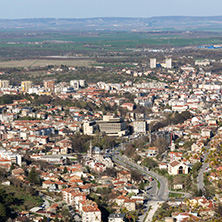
[97,115,127,136]
[21,81,32,93]
[84,116,127,136]
[83,121,99,135]
[44,80,55,92]
[168,160,189,175]
[0,80,10,88]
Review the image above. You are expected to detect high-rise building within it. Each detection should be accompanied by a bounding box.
[150,58,157,69]
[44,80,55,92]
[79,80,85,88]
[21,81,32,93]
[165,58,172,69]
[70,80,80,90]
[0,80,10,88]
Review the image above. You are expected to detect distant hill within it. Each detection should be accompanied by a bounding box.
[1,16,222,31]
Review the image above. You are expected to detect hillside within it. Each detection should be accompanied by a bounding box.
[1,16,222,31]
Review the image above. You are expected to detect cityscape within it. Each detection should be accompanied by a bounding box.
[0,1,222,222]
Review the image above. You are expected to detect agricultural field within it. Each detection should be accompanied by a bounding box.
[0,59,94,68]
[0,31,222,58]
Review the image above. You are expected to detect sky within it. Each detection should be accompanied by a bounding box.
[0,0,222,19]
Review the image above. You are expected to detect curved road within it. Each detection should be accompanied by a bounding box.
[112,154,169,221]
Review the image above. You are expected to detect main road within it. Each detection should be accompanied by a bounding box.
[111,152,169,222]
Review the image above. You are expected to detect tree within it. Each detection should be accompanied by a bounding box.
[131,170,143,183]
[42,216,48,222]
[142,158,158,169]
[153,137,168,155]
[63,166,68,174]
[28,167,40,185]
[0,203,6,221]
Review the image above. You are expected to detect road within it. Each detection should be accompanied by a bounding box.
[113,154,169,201]
[197,146,209,191]
[112,153,169,222]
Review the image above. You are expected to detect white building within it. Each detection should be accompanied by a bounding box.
[150,58,156,69]
[165,58,172,69]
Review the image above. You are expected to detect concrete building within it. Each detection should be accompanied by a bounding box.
[44,80,55,92]
[165,58,172,69]
[150,58,157,69]
[83,121,99,135]
[70,80,80,90]
[97,115,127,136]
[21,81,33,93]
[133,121,147,134]
[0,80,10,88]
[79,80,86,88]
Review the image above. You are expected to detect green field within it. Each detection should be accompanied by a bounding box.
[1,31,222,58]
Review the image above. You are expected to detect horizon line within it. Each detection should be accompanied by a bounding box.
[1,15,222,20]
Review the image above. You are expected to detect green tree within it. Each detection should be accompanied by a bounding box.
[28,167,40,185]
[63,166,68,174]
[0,203,7,221]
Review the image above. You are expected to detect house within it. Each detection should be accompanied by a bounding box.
[168,161,189,175]
[124,185,139,195]
[201,128,212,138]
[159,162,168,170]
[121,103,135,111]
[82,205,101,222]
[42,180,56,191]
[117,171,131,182]
[108,213,125,222]
[169,152,182,162]
[147,147,158,157]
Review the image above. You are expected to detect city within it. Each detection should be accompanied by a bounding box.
[0,51,221,221]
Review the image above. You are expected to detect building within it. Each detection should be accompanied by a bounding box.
[82,205,101,222]
[168,161,189,175]
[79,80,86,87]
[70,80,79,90]
[44,80,55,92]
[108,214,125,222]
[0,80,10,88]
[83,121,99,135]
[133,121,147,134]
[150,58,156,69]
[21,81,32,93]
[97,115,127,136]
[165,58,172,69]
[195,59,210,66]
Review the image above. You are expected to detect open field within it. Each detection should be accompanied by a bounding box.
[0,59,94,68]
[1,31,222,58]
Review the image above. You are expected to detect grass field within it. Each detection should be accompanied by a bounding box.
[0,59,94,68]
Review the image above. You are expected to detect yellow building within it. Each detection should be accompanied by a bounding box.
[21,81,32,93]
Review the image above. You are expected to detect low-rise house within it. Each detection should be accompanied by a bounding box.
[147,147,158,157]
[108,213,125,222]
[124,185,139,195]
[117,170,131,182]
[42,180,57,191]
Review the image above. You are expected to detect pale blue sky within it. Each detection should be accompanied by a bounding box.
[0,0,221,19]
